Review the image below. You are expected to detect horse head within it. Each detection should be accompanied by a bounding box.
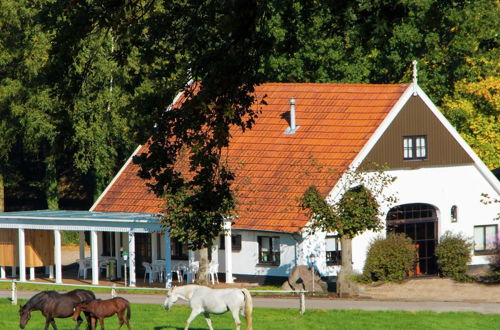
[72,303,87,321]
[163,287,179,310]
[19,304,31,329]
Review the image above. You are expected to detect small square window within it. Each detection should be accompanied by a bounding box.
[326,236,342,265]
[219,234,242,251]
[258,236,280,266]
[403,135,427,160]
[474,225,497,254]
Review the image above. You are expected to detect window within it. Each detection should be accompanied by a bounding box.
[219,234,242,251]
[258,236,280,265]
[170,239,188,260]
[474,225,497,254]
[325,236,342,265]
[403,135,427,160]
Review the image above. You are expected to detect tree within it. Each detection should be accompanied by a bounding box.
[301,166,397,297]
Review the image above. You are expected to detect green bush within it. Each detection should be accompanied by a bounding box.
[363,233,415,282]
[61,231,79,245]
[435,231,473,282]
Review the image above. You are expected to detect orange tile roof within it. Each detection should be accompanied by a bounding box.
[93,83,409,232]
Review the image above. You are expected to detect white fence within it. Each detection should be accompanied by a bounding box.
[1,280,308,314]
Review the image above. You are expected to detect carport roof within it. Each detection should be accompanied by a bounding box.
[0,210,162,233]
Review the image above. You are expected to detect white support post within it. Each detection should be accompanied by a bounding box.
[54,230,62,284]
[18,229,26,282]
[11,265,16,278]
[0,266,5,279]
[151,232,158,262]
[114,232,122,279]
[48,265,54,279]
[91,230,99,285]
[11,281,17,305]
[29,267,35,281]
[128,232,136,287]
[164,228,172,287]
[300,293,305,315]
[79,231,86,260]
[224,219,233,283]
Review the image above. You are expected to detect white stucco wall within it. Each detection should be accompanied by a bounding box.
[217,164,498,279]
[297,164,499,277]
[220,230,297,278]
[350,164,499,272]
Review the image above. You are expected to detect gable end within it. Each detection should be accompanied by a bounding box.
[363,95,473,169]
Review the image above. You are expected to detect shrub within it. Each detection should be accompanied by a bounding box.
[490,245,500,274]
[435,231,473,282]
[363,233,415,282]
[61,231,79,245]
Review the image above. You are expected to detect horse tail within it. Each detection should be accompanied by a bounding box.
[126,301,131,320]
[242,289,253,330]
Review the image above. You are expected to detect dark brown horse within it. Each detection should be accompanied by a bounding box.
[73,297,131,330]
[19,289,95,330]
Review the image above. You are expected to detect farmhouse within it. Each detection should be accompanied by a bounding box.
[0,77,498,286]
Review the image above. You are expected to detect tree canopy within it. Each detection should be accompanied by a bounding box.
[1,0,497,228]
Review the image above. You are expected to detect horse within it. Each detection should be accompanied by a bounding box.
[73,297,131,330]
[19,289,95,330]
[163,285,253,330]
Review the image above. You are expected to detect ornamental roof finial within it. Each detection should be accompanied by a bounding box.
[412,60,418,85]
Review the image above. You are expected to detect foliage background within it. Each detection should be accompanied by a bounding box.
[0,0,498,214]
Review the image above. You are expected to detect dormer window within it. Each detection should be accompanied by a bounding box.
[403,135,427,160]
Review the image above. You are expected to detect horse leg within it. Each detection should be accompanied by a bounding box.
[230,307,242,330]
[203,312,214,330]
[75,315,83,330]
[50,319,58,330]
[98,317,105,330]
[90,316,97,330]
[116,311,124,330]
[184,309,202,330]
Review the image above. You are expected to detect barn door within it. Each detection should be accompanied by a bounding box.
[387,203,438,275]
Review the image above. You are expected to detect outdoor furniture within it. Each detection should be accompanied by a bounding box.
[142,262,159,284]
[152,260,166,282]
[186,261,199,283]
[76,259,91,280]
[209,262,219,285]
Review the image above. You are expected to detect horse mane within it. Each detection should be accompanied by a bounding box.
[24,291,58,310]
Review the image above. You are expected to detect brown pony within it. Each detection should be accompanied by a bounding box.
[73,297,131,330]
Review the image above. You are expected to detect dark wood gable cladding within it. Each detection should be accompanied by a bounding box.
[362,95,473,169]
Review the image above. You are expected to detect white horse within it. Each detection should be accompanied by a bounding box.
[163,284,253,330]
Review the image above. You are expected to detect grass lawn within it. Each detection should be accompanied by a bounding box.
[2,299,498,330]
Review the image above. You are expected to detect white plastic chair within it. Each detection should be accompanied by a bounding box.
[152,260,165,282]
[77,259,90,280]
[173,265,184,283]
[142,262,157,284]
[186,261,199,283]
[209,263,219,285]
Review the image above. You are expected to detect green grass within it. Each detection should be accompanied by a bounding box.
[2,299,498,330]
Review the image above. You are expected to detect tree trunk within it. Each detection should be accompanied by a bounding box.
[336,235,359,298]
[0,172,4,212]
[197,247,210,285]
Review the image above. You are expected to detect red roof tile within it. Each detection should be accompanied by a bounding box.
[93,83,408,232]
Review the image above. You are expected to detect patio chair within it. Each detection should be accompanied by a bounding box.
[173,265,184,283]
[186,261,199,283]
[77,259,90,280]
[142,262,158,285]
[152,260,166,282]
[209,262,219,285]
